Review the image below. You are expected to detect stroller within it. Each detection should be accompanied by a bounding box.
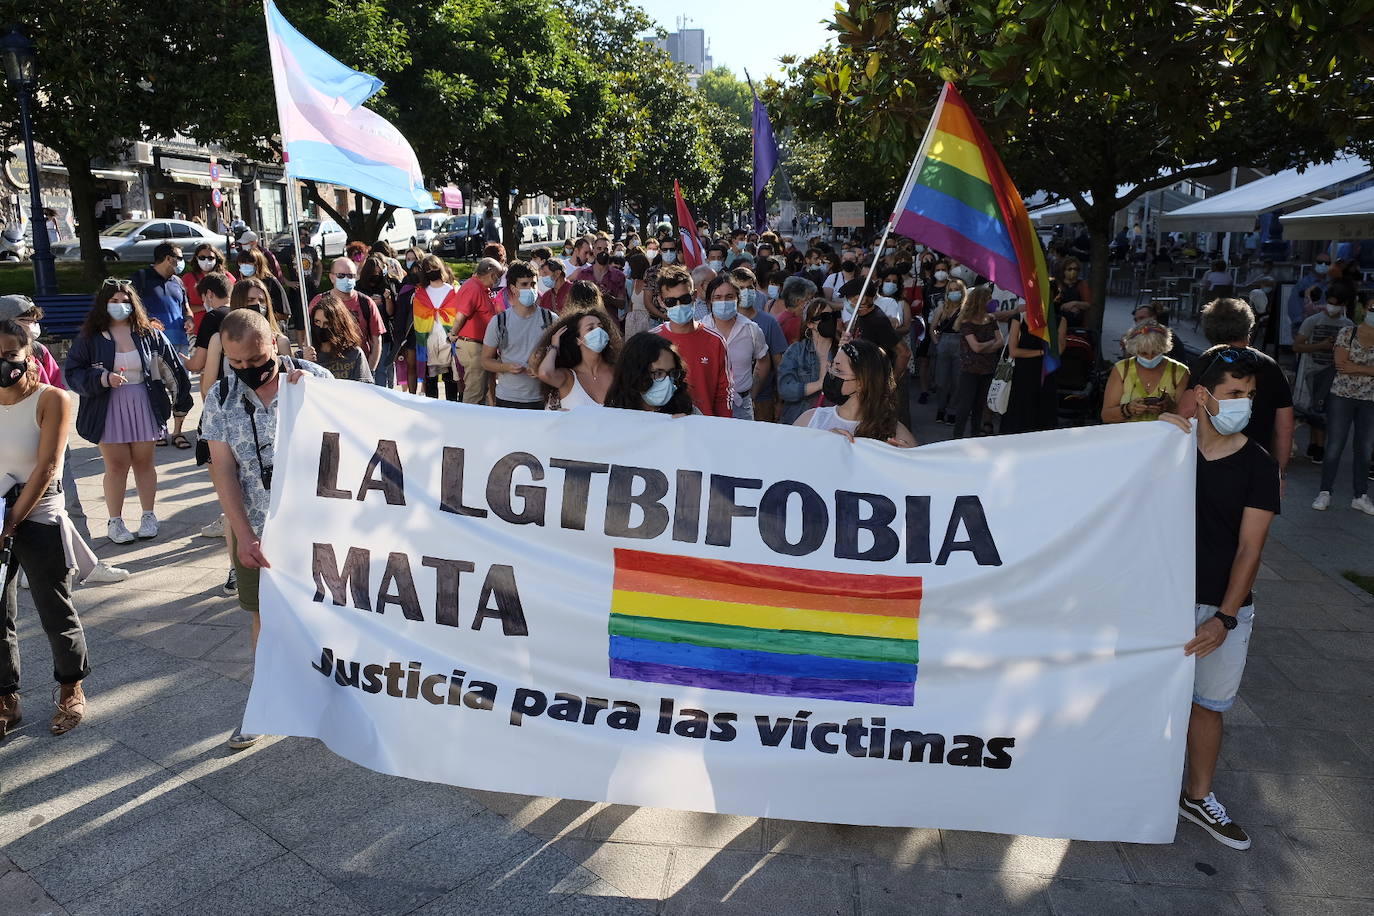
[1056,327,1103,426]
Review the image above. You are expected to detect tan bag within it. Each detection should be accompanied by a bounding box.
[426,321,453,370]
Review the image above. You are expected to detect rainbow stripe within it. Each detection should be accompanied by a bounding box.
[608,549,920,706]
[894,82,1057,370]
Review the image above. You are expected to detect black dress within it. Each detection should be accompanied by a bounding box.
[1000,319,1059,434]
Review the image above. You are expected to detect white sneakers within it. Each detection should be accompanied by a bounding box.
[200,515,225,538]
[1311,491,1374,515]
[136,512,158,540]
[107,518,135,544]
[84,563,130,584]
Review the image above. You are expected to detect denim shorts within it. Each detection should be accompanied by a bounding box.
[1193,603,1255,712]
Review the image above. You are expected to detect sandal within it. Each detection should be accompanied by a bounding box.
[155,435,168,446]
[171,433,192,450]
[50,683,86,736]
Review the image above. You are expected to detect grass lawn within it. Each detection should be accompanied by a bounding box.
[0,257,473,297]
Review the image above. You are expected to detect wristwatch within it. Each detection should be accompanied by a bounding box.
[1212,611,1238,631]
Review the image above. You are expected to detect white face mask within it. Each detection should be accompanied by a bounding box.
[1204,391,1253,435]
[934,270,949,282]
[1326,304,1345,318]
[197,257,216,271]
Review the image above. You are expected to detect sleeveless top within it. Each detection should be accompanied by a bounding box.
[555,370,603,410]
[0,383,45,489]
[1114,356,1188,421]
[806,406,859,434]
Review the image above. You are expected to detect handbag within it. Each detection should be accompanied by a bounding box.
[986,344,1015,414]
[426,320,453,370]
[136,335,173,422]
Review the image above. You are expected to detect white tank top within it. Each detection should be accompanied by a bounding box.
[806,406,859,434]
[557,370,603,410]
[0,384,47,489]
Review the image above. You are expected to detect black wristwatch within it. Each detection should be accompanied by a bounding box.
[1212,611,1238,631]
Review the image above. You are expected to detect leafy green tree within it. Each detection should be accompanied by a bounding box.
[781,0,1374,336]
[695,67,754,226]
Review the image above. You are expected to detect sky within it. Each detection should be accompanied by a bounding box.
[633,0,836,83]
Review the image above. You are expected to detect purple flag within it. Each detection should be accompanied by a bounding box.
[752,91,779,232]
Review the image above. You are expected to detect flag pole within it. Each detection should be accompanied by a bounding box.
[284,174,313,351]
[844,84,949,337]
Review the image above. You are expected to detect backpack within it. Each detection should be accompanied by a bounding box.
[494,306,554,354]
[195,356,301,467]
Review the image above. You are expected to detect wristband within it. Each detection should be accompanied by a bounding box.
[1212,611,1238,631]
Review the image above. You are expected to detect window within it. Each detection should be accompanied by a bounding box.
[141,222,172,240]
[172,222,199,238]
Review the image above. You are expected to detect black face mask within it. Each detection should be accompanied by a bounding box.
[313,325,333,345]
[816,312,838,339]
[232,357,278,391]
[424,269,443,284]
[0,357,27,388]
[595,251,610,266]
[822,372,851,406]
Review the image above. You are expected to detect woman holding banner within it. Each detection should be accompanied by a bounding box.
[533,308,621,408]
[794,339,917,447]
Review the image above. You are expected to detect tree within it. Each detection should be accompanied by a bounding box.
[390,0,613,250]
[696,67,753,227]
[779,1,1374,338]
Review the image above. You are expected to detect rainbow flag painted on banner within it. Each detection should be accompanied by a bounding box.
[608,549,920,706]
[893,82,1056,370]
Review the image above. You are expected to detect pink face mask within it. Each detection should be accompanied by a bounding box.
[351,254,365,265]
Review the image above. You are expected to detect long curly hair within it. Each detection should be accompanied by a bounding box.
[842,338,899,441]
[529,307,623,402]
[604,332,695,415]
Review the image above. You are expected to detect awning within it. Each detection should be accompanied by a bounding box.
[38,164,139,182]
[1279,186,1374,240]
[1159,159,1372,232]
[164,169,242,188]
[1029,185,1206,227]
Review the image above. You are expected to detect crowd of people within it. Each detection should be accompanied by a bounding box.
[0,216,1369,857]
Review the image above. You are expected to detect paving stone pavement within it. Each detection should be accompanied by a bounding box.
[3,295,1373,915]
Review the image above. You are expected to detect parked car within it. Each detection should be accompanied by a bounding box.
[413,211,451,250]
[377,208,417,250]
[431,214,484,258]
[271,218,347,259]
[523,214,550,242]
[517,215,539,245]
[50,218,221,262]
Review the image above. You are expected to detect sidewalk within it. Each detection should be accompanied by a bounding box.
[3,299,1373,915]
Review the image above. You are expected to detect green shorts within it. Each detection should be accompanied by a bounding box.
[228,530,261,614]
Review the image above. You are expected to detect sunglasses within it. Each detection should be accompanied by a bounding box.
[661,293,694,306]
[101,278,133,289]
[1197,346,1258,382]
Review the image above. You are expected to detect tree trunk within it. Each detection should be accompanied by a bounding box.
[1084,214,1113,353]
[60,149,106,286]
[500,195,521,254]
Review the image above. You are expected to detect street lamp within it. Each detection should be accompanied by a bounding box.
[1,28,57,297]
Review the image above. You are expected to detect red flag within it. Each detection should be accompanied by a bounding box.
[674,180,703,270]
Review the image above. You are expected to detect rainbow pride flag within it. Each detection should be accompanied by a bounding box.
[608,549,920,706]
[893,82,1056,369]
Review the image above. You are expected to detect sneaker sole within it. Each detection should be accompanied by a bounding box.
[227,737,260,749]
[135,532,157,540]
[1179,807,1252,850]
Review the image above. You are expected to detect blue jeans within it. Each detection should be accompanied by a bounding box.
[371,339,395,389]
[1320,393,1374,497]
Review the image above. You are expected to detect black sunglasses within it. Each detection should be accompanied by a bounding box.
[1197,346,1258,383]
[661,293,694,306]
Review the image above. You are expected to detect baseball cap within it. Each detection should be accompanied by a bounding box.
[239,230,258,245]
[0,295,36,321]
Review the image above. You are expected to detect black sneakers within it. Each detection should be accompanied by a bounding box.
[1180,791,1252,850]
[223,569,238,596]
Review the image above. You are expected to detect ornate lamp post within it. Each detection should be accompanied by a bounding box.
[1,28,56,296]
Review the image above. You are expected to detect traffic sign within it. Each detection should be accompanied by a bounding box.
[210,162,221,183]
[212,188,223,208]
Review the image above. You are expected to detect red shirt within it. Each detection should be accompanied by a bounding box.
[539,281,573,314]
[570,264,627,306]
[776,307,801,344]
[454,277,497,341]
[655,323,733,417]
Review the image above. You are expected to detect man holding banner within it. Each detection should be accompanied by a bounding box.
[201,310,332,750]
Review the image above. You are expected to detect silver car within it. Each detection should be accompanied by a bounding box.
[50,218,223,262]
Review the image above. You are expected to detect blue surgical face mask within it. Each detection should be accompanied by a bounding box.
[881,281,898,295]
[712,298,738,320]
[582,327,610,353]
[107,301,133,322]
[946,290,963,303]
[1204,391,1253,435]
[708,259,724,271]
[333,276,356,294]
[238,263,256,277]
[518,288,537,307]
[1136,354,1164,369]
[539,275,554,291]
[644,375,676,407]
[173,258,185,274]
[767,284,780,299]
[660,251,678,264]
[666,304,695,324]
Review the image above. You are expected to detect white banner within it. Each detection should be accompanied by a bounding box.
[245,380,1196,843]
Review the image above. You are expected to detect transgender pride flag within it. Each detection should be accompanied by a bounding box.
[264,1,434,212]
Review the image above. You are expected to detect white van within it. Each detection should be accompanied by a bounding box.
[412,211,451,249]
[378,209,418,250]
